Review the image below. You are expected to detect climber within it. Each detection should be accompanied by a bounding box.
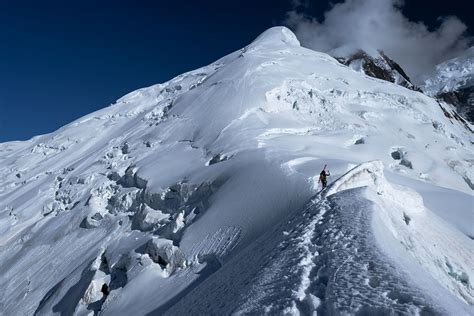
[319,165,330,189]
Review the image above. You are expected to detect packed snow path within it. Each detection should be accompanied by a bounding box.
[165,162,473,315]
[166,190,429,315]
[0,27,473,315]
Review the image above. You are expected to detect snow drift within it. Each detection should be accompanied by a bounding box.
[0,27,473,315]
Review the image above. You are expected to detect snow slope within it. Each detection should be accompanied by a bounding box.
[0,27,473,315]
[422,47,474,123]
[167,161,473,315]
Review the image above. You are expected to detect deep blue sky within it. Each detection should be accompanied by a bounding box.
[1,0,472,142]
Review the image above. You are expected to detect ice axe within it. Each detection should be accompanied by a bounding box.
[318,164,327,184]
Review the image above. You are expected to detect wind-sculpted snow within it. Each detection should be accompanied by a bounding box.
[166,162,473,315]
[0,27,473,315]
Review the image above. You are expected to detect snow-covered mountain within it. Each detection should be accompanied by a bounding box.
[0,27,473,315]
[422,48,474,123]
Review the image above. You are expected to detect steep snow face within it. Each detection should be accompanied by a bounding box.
[0,27,473,315]
[423,48,474,96]
[422,48,474,123]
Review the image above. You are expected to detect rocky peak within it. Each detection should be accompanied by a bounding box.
[334,49,419,91]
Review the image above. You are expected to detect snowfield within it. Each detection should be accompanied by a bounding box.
[0,27,473,315]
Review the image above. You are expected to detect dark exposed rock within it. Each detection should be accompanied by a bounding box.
[391,151,401,160]
[391,148,413,169]
[101,284,109,296]
[207,154,232,166]
[400,159,413,169]
[403,213,411,225]
[437,86,474,124]
[335,50,419,91]
[378,52,412,85]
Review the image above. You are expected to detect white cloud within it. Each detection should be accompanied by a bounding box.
[285,0,472,81]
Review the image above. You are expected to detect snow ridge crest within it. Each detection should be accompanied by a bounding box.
[249,26,301,48]
[326,160,385,197]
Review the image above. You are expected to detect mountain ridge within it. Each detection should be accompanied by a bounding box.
[0,26,473,315]
[422,47,474,123]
